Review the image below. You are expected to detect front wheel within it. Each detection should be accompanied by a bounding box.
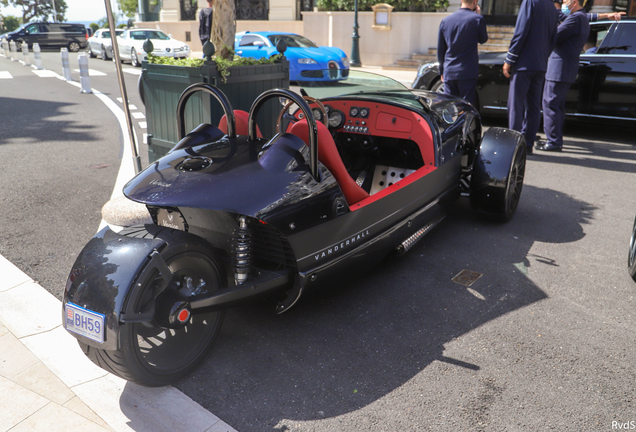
[101,45,110,60]
[79,226,226,386]
[430,80,444,93]
[628,216,636,282]
[131,48,140,67]
[470,127,526,222]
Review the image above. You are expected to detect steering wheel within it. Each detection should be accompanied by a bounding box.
[276,96,328,134]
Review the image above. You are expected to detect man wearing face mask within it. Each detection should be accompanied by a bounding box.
[503,0,558,155]
[537,0,623,151]
[437,0,488,108]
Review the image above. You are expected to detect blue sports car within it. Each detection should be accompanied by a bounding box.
[234,31,350,81]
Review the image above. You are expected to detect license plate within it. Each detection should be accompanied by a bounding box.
[65,302,105,343]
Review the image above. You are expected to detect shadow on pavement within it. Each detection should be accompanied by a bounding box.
[0,97,97,145]
[169,184,595,431]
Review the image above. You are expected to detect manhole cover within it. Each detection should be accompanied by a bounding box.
[451,269,483,287]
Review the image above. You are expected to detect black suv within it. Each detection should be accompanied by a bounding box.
[1,22,88,52]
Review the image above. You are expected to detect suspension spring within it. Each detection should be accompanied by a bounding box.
[232,216,253,285]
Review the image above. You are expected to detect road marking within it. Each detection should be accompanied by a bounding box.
[0,71,12,79]
[73,68,107,77]
[32,69,59,77]
[138,122,147,129]
[132,112,145,119]
[123,68,142,75]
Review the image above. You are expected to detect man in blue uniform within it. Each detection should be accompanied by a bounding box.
[537,0,590,151]
[537,6,624,151]
[503,0,558,154]
[437,0,488,107]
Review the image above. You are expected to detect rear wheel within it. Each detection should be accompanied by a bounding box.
[68,41,81,52]
[79,226,226,386]
[628,217,636,282]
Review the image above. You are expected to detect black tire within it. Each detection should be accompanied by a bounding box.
[78,225,226,386]
[101,45,109,60]
[68,41,81,52]
[628,216,636,282]
[470,128,526,222]
[131,48,140,67]
[431,79,444,93]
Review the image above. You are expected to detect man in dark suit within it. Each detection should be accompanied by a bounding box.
[437,0,488,107]
[537,0,590,151]
[503,0,558,154]
[199,0,215,47]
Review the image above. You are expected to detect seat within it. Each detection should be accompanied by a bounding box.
[289,120,369,206]
[218,110,262,138]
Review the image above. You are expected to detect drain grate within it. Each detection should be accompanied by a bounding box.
[451,269,483,287]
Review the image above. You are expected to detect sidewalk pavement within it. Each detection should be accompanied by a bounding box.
[0,60,417,432]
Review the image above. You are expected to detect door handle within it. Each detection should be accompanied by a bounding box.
[237,50,242,55]
[579,60,591,66]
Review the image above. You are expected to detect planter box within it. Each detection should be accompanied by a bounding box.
[141,59,290,162]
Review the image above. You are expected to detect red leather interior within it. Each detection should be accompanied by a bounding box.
[289,120,370,206]
[218,110,262,137]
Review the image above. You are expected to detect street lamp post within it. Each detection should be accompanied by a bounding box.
[350,0,361,67]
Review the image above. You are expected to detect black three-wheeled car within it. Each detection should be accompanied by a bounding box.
[63,70,526,386]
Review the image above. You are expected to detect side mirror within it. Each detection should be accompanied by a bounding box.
[253,41,264,48]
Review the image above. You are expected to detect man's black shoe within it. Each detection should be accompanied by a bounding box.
[526,146,533,155]
[535,143,562,152]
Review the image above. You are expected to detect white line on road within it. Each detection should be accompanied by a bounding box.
[132,112,145,119]
[123,68,142,75]
[0,71,12,79]
[73,68,107,76]
[32,69,59,77]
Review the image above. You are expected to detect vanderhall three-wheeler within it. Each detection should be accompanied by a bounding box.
[63,71,526,386]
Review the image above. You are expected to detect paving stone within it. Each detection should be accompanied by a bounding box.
[9,401,111,432]
[0,255,32,292]
[0,375,49,432]
[14,361,75,405]
[0,281,62,338]
[63,396,113,430]
[0,332,40,379]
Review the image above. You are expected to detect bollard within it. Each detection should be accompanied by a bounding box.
[1,40,7,58]
[21,41,30,66]
[33,43,43,70]
[60,48,72,81]
[78,52,92,94]
[0,40,4,58]
[9,40,18,61]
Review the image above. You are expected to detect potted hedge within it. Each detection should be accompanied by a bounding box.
[140,0,290,162]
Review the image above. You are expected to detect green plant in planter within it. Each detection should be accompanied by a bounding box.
[146,52,283,84]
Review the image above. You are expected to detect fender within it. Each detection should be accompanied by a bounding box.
[63,227,166,351]
[469,127,525,213]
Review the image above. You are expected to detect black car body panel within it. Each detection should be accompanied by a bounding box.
[413,19,636,124]
[62,74,526,385]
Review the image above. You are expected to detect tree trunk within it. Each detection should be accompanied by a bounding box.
[211,0,236,60]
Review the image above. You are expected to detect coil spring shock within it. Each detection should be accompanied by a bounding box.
[232,216,252,285]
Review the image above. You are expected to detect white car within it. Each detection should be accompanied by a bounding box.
[117,28,190,67]
[87,29,123,61]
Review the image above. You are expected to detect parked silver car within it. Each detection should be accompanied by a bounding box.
[87,29,123,60]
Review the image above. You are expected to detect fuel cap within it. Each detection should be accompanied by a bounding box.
[177,156,212,172]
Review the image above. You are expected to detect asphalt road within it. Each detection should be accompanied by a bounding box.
[2,50,636,431]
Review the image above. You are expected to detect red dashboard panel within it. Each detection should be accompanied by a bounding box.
[324,100,434,164]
